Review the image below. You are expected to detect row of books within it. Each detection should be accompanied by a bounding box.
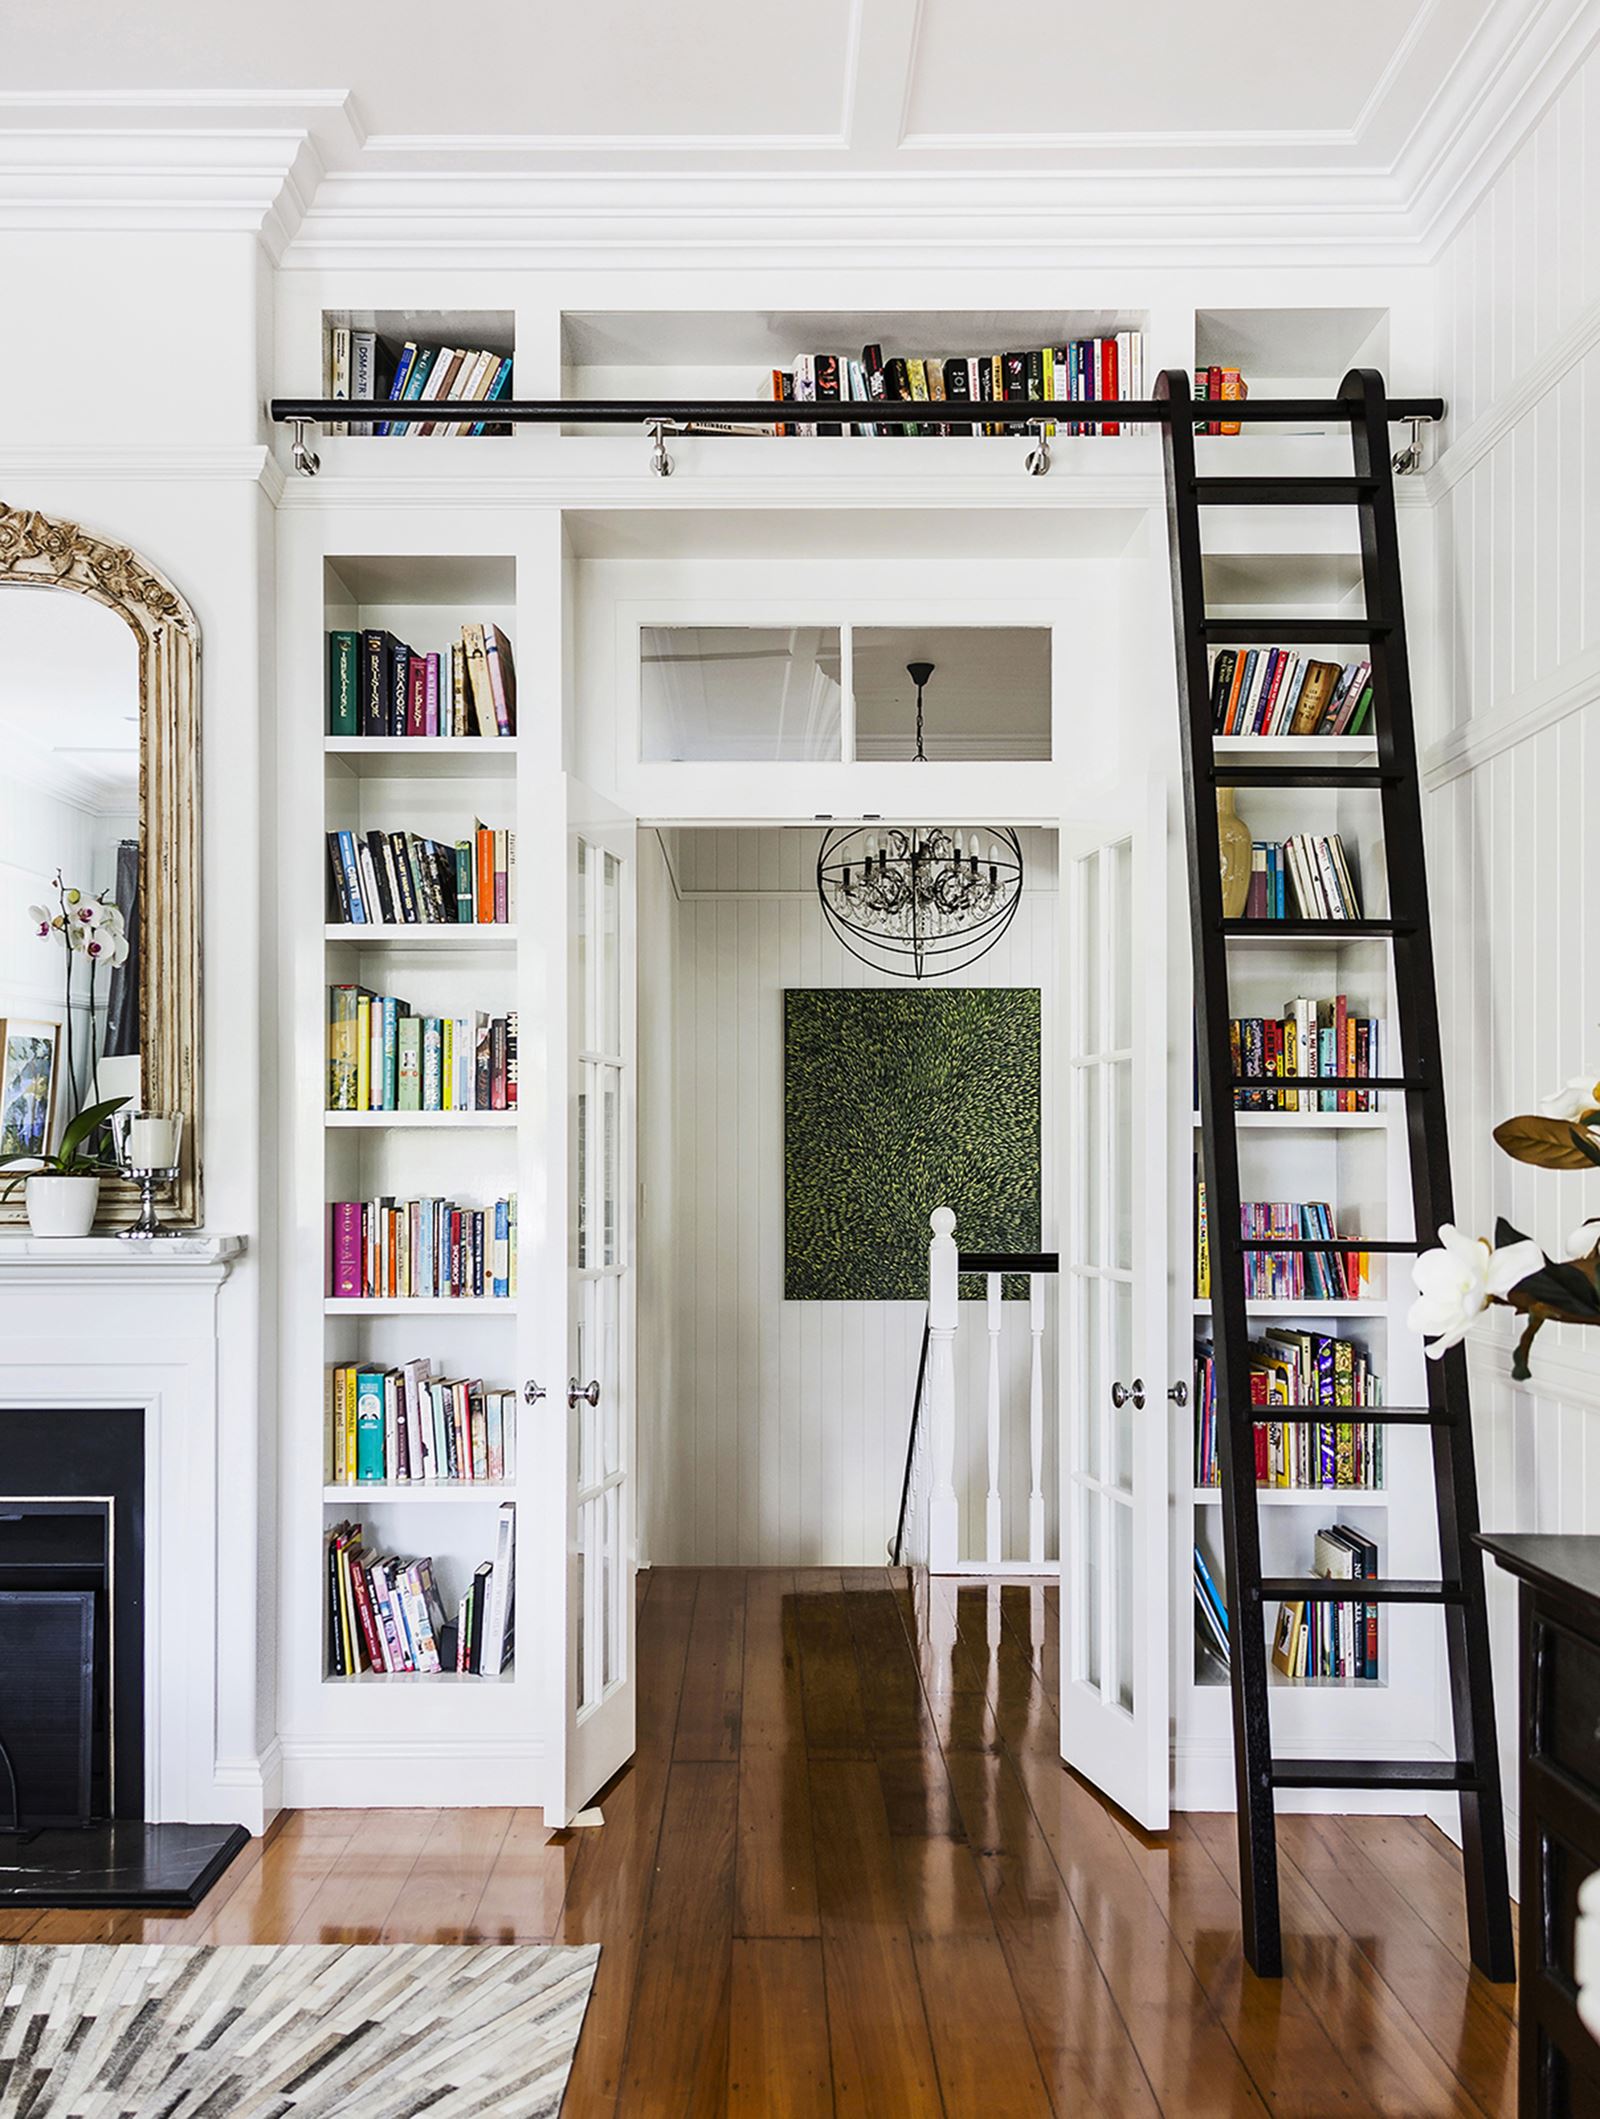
[326,823,514,927]
[327,1505,515,1676]
[329,988,518,1114]
[326,1358,516,1485]
[1195,1186,1369,1301]
[1194,367,1249,436]
[1216,999,1384,1111]
[328,1196,517,1302]
[768,336,1144,437]
[1194,1340,1385,1489]
[1241,833,1363,922]
[329,624,517,741]
[1272,1526,1381,1680]
[1194,1545,1230,1671]
[323,330,513,438]
[1210,651,1374,738]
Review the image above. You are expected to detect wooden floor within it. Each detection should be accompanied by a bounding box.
[4,1569,1516,2115]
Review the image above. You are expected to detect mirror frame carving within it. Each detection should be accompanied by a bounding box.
[0,501,201,1227]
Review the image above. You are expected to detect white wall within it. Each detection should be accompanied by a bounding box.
[1426,30,1600,1852]
[640,824,1059,1568]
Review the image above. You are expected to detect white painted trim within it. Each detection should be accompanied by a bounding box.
[1422,639,1600,788]
[1426,292,1600,503]
[0,447,284,500]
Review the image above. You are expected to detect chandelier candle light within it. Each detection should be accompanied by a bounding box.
[815,662,1025,980]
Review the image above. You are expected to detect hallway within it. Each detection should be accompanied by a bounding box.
[2,1569,1518,2115]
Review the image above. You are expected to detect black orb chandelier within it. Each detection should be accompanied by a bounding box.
[816,661,1024,979]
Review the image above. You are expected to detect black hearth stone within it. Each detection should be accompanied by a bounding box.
[0,1821,250,1907]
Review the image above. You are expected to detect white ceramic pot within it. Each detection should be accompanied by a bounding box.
[24,1174,100,1238]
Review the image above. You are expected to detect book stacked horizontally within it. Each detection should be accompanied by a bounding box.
[326,821,514,927]
[1210,650,1373,738]
[328,988,517,1114]
[328,1195,517,1302]
[1194,1339,1384,1489]
[328,624,515,740]
[323,328,513,437]
[768,335,1144,437]
[327,1357,516,1486]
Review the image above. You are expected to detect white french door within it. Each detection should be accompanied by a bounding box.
[528,774,638,1825]
[1060,781,1171,1831]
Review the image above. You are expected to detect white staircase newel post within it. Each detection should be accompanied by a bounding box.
[928,1207,960,1574]
[985,1271,1003,1566]
[1028,1271,1047,1566]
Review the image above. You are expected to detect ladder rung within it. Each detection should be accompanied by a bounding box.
[1269,1759,1482,1792]
[1199,620,1391,644]
[1221,918,1413,940]
[1192,477,1380,504]
[1228,1074,1422,1091]
[1258,1577,1463,1605]
[1232,1236,1414,1253]
[1242,1406,1448,1426]
[1210,767,1402,790]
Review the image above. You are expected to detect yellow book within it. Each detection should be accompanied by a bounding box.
[441,1018,454,1112]
[355,995,371,1112]
[344,1368,358,1482]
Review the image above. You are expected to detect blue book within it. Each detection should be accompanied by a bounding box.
[336,830,367,923]
[355,1370,385,1481]
[470,354,514,437]
[397,345,438,433]
[492,1198,509,1299]
[377,342,417,438]
[1193,1545,1229,1636]
[421,1018,443,1111]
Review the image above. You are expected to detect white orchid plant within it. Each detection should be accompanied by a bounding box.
[1409,1065,1600,1378]
[24,869,131,1161]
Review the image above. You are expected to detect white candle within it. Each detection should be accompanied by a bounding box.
[127,1116,179,1167]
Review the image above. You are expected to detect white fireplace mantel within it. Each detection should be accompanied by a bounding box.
[0,1232,267,1831]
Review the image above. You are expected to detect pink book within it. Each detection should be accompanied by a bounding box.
[423,652,440,737]
[330,1201,362,1298]
[405,656,427,738]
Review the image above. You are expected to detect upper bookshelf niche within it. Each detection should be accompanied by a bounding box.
[558,307,1150,439]
[1194,307,1389,441]
[321,310,515,439]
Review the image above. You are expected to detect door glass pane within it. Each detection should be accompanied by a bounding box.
[601,1273,621,1478]
[1082,1492,1102,1692]
[1085,1068,1105,1265]
[1110,1275,1134,1491]
[578,1278,597,1491]
[575,1501,590,1710]
[640,626,843,761]
[1107,837,1132,1050]
[1082,1282,1102,1482]
[1080,852,1101,1054]
[602,1484,619,1690]
[850,626,1051,761]
[601,852,621,1057]
[576,836,590,1046]
[576,1067,590,1269]
[1112,1499,1134,1713]
[1111,1058,1133,1273]
[602,1069,619,1268]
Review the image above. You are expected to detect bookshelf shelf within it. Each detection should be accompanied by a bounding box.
[324,924,518,948]
[325,737,518,781]
[322,1483,517,1504]
[322,1297,516,1316]
[1211,737,1377,758]
[1192,1489,1387,1507]
[322,1668,514,1686]
[1192,1111,1388,1131]
[1192,1299,1388,1318]
[324,1111,517,1130]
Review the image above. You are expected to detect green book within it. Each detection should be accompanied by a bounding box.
[397,1017,422,1111]
[328,630,360,737]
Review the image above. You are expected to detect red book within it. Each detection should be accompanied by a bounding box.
[406,655,427,738]
[1100,336,1119,436]
[1334,993,1349,1113]
[1251,1370,1270,1481]
[1208,365,1222,436]
[347,1550,385,1671]
[330,1202,361,1298]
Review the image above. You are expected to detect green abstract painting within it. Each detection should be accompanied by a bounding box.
[784,988,1042,1301]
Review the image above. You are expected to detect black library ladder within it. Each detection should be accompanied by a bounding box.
[1159,365,1515,1982]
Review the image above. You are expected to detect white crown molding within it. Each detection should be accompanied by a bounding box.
[0,444,283,502]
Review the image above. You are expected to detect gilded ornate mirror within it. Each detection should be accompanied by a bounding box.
[0,503,200,1226]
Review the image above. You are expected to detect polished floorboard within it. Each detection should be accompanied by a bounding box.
[5,1569,1516,2115]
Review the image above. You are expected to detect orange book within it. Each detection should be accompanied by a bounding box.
[475,820,494,924]
[1220,369,1247,437]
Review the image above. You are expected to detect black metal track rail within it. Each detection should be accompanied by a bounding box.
[1159,364,1513,1982]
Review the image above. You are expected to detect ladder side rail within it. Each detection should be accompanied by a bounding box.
[1342,366,1515,1981]
[1157,367,1283,1976]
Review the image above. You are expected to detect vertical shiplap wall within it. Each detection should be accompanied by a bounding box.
[640,826,1059,1567]
[1428,34,1600,1845]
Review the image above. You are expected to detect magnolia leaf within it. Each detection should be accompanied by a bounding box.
[1493,1114,1600,1169]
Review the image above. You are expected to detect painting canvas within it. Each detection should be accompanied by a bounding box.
[784,988,1041,1301]
[0,1017,61,1159]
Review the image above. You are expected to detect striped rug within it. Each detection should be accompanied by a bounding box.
[0,1940,599,2116]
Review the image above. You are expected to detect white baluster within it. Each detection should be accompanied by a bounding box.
[1028,1271,1046,1566]
[986,1271,1003,1565]
[928,1207,960,1574]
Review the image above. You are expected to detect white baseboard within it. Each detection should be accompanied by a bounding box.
[279,1736,547,1810]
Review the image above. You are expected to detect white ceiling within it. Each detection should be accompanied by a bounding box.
[0,0,1502,160]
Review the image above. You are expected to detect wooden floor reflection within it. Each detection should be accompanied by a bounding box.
[4,1569,1516,2115]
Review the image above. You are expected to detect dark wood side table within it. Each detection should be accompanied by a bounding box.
[1481,1534,1600,2116]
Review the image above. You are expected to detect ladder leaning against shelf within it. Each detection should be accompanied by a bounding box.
[1158,364,1515,1982]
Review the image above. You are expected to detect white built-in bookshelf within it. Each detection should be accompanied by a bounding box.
[275,284,1445,1815]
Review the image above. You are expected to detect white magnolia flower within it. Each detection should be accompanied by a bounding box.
[1566,1219,1600,1259]
[1545,1071,1600,1122]
[1408,1223,1544,1358]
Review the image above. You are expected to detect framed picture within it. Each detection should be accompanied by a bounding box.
[0,1017,62,1159]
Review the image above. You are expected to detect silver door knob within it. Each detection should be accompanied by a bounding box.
[1110,1377,1146,1410]
[523,1379,547,1405]
[569,1377,601,1409]
[1168,1380,1189,1407]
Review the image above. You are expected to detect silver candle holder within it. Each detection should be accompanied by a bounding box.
[112,1109,184,1240]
